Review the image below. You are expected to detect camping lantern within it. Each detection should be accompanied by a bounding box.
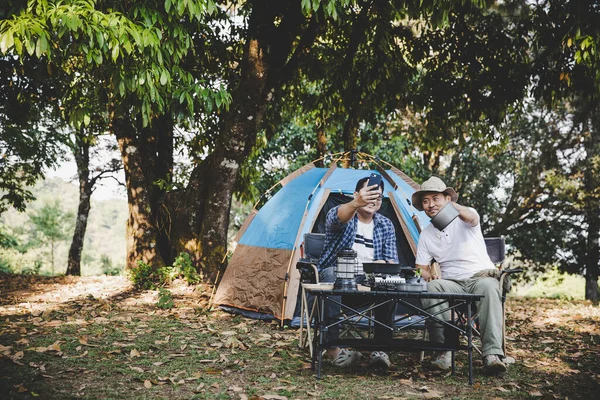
[333,248,358,290]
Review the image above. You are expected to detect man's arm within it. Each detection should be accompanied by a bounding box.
[452,202,479,227]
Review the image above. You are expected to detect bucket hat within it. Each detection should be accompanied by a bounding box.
[411,177,458,211]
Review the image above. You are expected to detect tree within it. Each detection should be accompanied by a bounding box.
[526,0,600,300]
[1,0,228,276]
[29,201,74,274]
[66,129,122,276]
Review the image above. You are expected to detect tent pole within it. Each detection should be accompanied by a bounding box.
[209,251,230,309]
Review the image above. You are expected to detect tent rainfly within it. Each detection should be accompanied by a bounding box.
[213,160,430,322]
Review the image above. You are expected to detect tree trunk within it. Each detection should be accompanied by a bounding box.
[583,120,599,302]
[173,35,271,280]
[315,123,327,167]
[112,110,170,270]
[50,239,55,275]
[66,130,93,276]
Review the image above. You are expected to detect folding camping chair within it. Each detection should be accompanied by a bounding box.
[453,237,522,356]
[297,233,325,355]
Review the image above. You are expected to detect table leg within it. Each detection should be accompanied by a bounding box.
[451,304,456,375]
[317,294,325,379]
[311,294,320,372]
[467,300,474,385]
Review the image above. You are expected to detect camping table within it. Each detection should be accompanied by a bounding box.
[303,283,483,384]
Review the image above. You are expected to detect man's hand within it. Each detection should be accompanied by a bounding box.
[418,267,439,282]
[353,183,381,208]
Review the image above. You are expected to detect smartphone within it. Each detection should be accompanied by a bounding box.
[368,173,382,190]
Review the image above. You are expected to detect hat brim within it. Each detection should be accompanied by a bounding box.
[411,188,458,211]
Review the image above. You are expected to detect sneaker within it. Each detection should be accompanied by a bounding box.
[483,354,507,375]
[430,351,451,371]
[369,351,391,369]
[331,348,362,368]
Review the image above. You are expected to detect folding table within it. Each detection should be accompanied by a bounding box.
[303,283,484,384]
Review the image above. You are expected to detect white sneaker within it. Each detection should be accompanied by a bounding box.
[483,354,507,375]
[331,348,362,368]
[430,351,452,371]
[369,351,391,369]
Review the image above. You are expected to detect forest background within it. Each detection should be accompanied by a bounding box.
[1,0,599,301]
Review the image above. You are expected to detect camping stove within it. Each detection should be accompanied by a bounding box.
[362,263,428,292]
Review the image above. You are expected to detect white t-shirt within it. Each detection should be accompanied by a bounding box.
[415,208,494,280]
[353,220,374,275]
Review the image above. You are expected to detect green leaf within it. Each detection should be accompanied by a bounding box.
[111,43,119,61]
[25,38,35,55]
[35,37,43,57]
[160,69,168,85]
[0,32,14,53]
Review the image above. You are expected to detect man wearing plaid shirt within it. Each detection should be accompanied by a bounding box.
[317,176,398,370]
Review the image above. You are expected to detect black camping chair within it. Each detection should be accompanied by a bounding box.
[297,233,326,354]
[297,233,326,284]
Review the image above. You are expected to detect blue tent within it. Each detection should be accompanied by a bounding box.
[213,162,429,320]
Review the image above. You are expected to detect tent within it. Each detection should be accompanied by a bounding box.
[213,158,429,322]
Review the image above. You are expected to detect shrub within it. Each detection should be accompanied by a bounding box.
[128,253,201,289]
[172,252,201,285]
[156,288,174,309]
[129,260,158,290]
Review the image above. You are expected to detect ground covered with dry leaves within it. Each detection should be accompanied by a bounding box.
[0,274,599,400]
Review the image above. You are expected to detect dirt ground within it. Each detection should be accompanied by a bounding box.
[0,274,599,399]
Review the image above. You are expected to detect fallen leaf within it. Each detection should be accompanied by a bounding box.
[0,344,12,352]
[262,395,288,400]
[144,380,152,388]
[47,342,61,352]
[423,390,443,399]
[130,349,141,358]
[15,338,29,345]
[129,366,145,373]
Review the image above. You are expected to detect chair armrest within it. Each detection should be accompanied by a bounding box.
[499,268,523,278]
[296,259,320,284]
[499,268,523,297]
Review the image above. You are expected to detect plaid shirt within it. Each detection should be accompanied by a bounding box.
[317,205,399,271]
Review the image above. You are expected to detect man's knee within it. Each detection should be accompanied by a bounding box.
[476,277,501,294]
[427,279,447,293]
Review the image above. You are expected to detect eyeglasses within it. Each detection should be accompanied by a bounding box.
[375,195,384,201]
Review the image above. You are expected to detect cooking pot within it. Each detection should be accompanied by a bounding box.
[430,202,459,230]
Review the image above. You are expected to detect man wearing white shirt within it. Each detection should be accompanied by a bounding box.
[413,177,507,375]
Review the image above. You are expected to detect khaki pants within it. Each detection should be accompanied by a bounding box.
[421,277,503,357]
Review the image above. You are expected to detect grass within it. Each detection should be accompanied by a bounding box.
[0,274,599,399]
[512,268,587,300]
